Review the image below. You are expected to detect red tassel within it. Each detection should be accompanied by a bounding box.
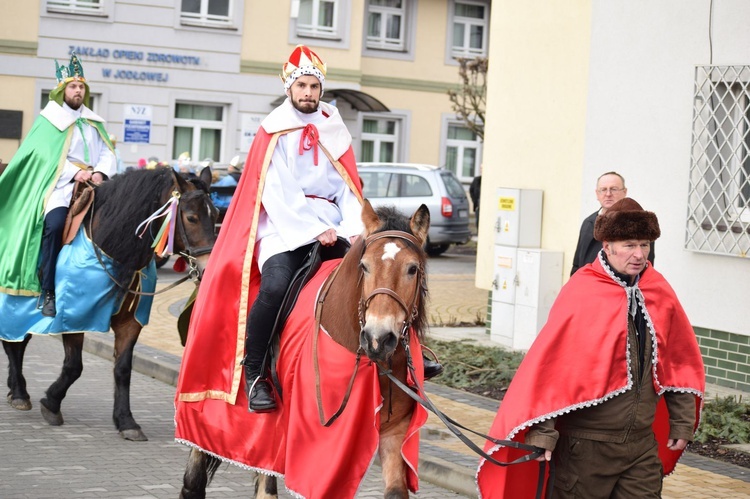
[173,256,187,273]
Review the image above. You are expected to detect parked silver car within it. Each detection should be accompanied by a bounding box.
[358,163,472,256]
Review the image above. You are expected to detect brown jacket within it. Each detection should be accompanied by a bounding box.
[526,316,696,451]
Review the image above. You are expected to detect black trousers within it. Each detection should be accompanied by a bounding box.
[242,244,314,378]
[39,207,67,292]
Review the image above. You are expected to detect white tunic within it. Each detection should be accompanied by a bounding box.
[40,101,116,215]
[255,99,363,270]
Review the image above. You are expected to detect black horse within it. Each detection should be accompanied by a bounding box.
[3,167,217,441]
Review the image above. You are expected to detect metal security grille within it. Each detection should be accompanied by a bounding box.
[687,66,750,257]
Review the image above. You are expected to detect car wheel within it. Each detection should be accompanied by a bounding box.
[426,244,450,256]
[154,255,170,268]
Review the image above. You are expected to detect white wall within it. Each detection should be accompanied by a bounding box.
[585,0,750,336]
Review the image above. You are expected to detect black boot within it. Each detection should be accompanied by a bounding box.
[244,366,276,413]
[423,355,444,380]
[41,290,56,317]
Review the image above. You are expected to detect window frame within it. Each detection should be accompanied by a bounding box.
[45,0,111,18]
[172,102,227,164]
[445,0,490,64]
[439,115,482,183]
[360,114,401,163]
[366,0,406,51]
[686,65,750,258]
[179,0,236,29]
[289,0,351,49]
[362,0,417,60]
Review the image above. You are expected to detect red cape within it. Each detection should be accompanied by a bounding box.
[476,259,705,499]
[174,126,427,497]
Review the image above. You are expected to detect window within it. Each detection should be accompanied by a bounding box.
[366,0,406,51]
[361,117,400,162]
[402,174,432,197]
[181,0,232,28]
[360,171,397,198]
[449,0,489,59]
[47,0,104,15]
[686,65,750,258]
[297,0,338,38]
[443,122,481,182]
[173,103,225,163]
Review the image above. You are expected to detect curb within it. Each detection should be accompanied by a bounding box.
[81,333,478,497]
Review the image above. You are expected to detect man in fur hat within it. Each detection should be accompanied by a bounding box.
[0,53,115,317]
[477,198,705,498]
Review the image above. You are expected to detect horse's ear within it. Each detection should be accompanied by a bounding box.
[199,165,212,189]
[361,199,380,236]
[409,204,430,246]
[172,168,191,191]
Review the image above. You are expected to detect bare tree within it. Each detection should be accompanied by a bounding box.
[447,57,488,141]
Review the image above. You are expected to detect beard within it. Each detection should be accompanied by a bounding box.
[64,95,83,110]
[291,97,318,114]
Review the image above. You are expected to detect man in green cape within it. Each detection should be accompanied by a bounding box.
[0,53,115,316]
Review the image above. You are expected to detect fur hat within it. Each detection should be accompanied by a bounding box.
[594,198,661,242]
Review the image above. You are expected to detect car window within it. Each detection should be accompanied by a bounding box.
[401,174,433,197]
[441,172,466,198]
[360,171,398,198]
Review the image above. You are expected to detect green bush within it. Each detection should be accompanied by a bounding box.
[694,395,750,444]
[424,339,524,398]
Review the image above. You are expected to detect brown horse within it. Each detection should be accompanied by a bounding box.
[3,167,217,441]
[179,201,430,499]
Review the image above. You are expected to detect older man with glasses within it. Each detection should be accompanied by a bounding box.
[570,171,655,275]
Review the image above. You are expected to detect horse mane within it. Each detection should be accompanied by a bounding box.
[87,168,176,280]
[363,206,430,341]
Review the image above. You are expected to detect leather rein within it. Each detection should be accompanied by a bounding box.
[312,229,552,499]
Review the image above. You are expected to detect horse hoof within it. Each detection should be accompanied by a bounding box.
[120,428,148,441]
[7,396,32,411]
[40,403,64,426]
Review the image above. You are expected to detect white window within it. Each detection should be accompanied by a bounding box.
[297,0,338,38]
[173,103,225,163]
[443,122,481,182]
[180,0,233,28]
[449,0,489,59]
[47,0,104,15]
[686,66,750,258]
[366,0,406,51]
[361,117,400,162]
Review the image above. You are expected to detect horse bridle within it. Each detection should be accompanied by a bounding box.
[357,230,424,340]
[172,189,215,282]
[313,229,424,427]
[89,181,215,296]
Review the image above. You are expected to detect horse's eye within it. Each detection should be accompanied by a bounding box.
[359,262,369,274]
[407,264,418,276]
[186,216,199,224]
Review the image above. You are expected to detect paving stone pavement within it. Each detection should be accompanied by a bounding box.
[5,259,750,498]
[0,335,461,498]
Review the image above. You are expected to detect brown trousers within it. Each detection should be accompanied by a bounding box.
[551,432,663,498]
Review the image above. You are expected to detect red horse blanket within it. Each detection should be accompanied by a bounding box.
[174,259,427,498]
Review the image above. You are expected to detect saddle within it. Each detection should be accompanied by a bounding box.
[265,238,351,399]
[63,184,95,245]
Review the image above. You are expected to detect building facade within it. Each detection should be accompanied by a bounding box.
[0,0,487,183]
[478,0,750,391]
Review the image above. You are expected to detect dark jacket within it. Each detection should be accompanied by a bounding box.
[469,175,481,212]
[570,210,655,276]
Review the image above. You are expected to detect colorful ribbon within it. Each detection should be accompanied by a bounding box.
[134,192,180,257]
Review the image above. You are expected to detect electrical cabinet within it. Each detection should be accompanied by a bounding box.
[494,188,543,248]
[490,188,563,350]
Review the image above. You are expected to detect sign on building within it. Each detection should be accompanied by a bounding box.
[123,104,152,144]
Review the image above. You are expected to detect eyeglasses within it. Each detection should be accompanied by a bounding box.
[597,187,625,194]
